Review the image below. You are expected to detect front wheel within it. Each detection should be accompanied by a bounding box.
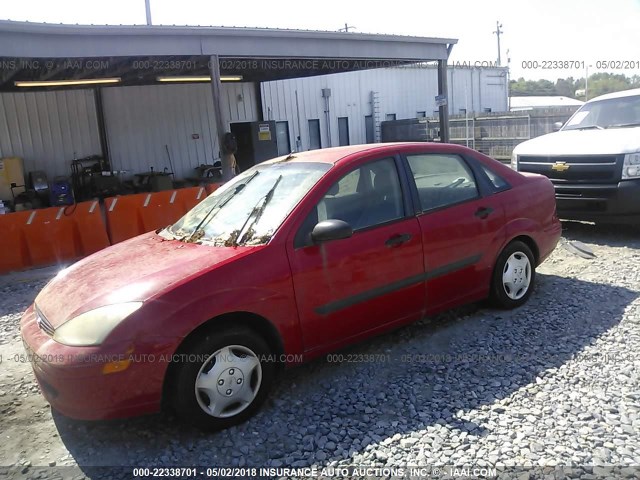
[490,241,536,309]
[168,326,275,431]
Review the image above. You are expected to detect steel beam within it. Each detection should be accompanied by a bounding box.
[437,59,450,143]
[209,54,233,180]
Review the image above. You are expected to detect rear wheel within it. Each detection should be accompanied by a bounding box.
[169,326,275,431]
[490,241,535,309]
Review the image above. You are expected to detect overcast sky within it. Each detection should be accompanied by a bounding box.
[2,0,639,81]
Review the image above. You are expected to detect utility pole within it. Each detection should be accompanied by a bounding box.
[339,23,356,32]
[506,48,511,110]
[145,0,152,26]
[493,21,503,66]
[585,65,589,101]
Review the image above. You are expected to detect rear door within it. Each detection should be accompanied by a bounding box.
[403,152,506,313]
[286,156,425,352]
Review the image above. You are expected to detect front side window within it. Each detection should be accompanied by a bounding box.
[297,158,404,245]
[406,154,479,211]
[168,161,330,246]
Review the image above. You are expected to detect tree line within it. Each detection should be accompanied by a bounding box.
[510,73,640,100]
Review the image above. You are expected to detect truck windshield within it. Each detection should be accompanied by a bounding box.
[168,161,331,246]
[563,94,640,131]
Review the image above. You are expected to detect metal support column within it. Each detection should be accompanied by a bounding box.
[209,55,233,180]
[437,59,450,143]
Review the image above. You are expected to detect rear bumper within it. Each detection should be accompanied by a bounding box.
[538,218,562,265]
[554,180,640,224]
[20,305,176,421]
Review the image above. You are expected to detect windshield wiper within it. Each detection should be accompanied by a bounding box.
[232,175,283,246]
[605,122,640,129]
[183,170,260,243]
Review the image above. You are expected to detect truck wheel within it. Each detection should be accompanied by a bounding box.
[169,326,275,431]
[490,241,536,309]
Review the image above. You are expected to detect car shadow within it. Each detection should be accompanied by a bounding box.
[52,272,637,477]
[561,220,640,248]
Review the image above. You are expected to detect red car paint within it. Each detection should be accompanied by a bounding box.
[20,143,561,420]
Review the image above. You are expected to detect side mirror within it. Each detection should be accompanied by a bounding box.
[553,122,563,132]
[311,219,353,244]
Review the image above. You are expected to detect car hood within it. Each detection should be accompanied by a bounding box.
[514,127,640,156]
[35,231,258,328]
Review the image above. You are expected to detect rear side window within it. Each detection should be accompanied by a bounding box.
[406,154,479,211]
[480,164,510,192]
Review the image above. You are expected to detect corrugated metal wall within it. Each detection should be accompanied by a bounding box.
[0,70,505,183]
[261,66,509,151]
[0,89,101,178]
[102,83,259,179]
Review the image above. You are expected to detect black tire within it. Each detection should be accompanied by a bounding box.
[489,240,536,309]
[168,326,275,431]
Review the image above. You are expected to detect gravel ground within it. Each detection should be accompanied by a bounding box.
[0,222,639,479]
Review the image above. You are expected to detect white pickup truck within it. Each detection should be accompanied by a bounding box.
[511,88,640,225]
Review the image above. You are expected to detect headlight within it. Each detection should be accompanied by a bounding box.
[510,152,518,170]
[53,302,143,346]
[622,153,640,179]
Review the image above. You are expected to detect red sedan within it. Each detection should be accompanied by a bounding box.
[20,143,560,430]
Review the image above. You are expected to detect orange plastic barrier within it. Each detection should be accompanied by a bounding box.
[104,193,148,244]
[0,201,111,274]
[0,185,224,273]
[69,200,111,256]
[139,191,186,232]
[176,186,207,212]
[105,190,197,245]
[22,206,80,268]
[0,211,33,274]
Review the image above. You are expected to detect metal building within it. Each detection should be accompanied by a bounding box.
[261,65,509,151]
[0,83,260,180]
[0,20,458,193]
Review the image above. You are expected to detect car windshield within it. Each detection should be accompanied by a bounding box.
[563,94,640,131]
[168,161,331,246]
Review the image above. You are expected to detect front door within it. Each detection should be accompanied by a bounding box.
[287,156,425,352]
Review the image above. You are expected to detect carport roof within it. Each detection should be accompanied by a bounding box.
[0,20,457,90]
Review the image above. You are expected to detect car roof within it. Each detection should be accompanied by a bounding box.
[263,142,464,166]
[589,87,640,102]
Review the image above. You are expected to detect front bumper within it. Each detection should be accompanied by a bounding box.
[554,179,640,224]
[20,305,176,421]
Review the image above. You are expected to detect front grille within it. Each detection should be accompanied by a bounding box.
[518,155,621,183]
[35,305,55,336]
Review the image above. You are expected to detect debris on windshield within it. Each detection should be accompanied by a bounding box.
[187,228,205,243]
[244,232,273,245]
[224,230,241,247]
[241,227,256,243]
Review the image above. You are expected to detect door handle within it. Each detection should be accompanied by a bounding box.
[474,207,494,219]
[385,233,412,247]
